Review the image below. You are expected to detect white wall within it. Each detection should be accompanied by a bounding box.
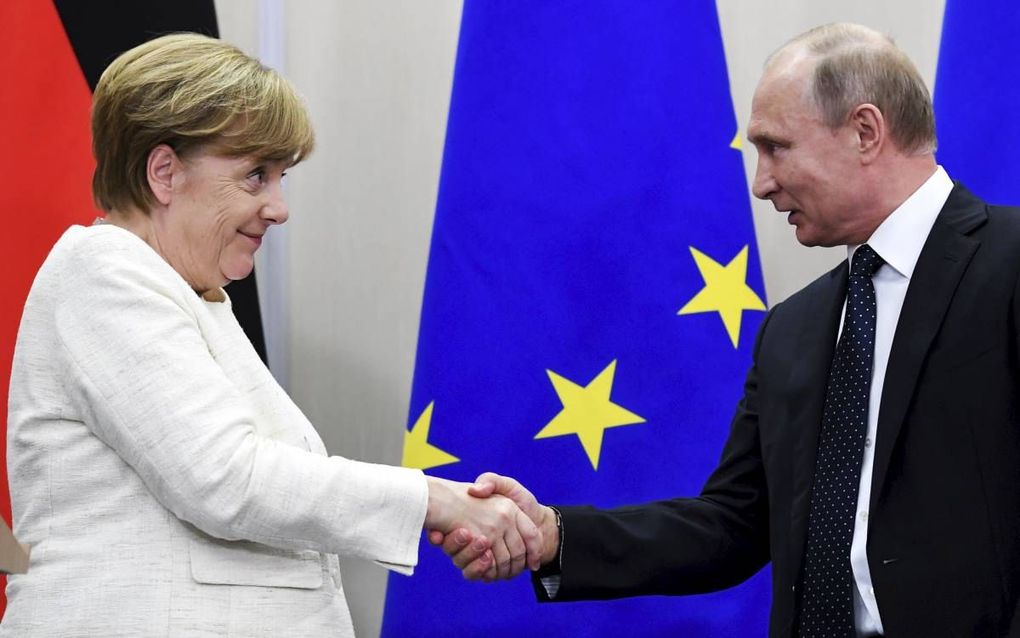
[215,2,946,635]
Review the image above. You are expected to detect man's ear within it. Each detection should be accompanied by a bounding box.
[850,103,885,164]
[146,144,180,206]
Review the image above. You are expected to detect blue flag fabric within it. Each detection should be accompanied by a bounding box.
[934,0,1020,203]
[382,2,770,635]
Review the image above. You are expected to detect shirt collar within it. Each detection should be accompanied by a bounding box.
[847,165,953,279]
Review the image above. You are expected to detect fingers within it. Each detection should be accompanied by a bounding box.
[516,507,544,571]
[483,562,498,582]
[432,524,529,581]
[491,535,514,580]
[501,519,529,579]
[437,531,494,580]
[486,496,536,579]
[461,497,530,579]
[433,527,469,552]
[447,533,490,569]
[462,550,494,581]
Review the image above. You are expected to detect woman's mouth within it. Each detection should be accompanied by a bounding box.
[239,231,263,247]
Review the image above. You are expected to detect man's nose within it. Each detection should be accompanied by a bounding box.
[751,157,777,201]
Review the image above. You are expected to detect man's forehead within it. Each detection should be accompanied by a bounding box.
[748,71,819,141]
[752,56,812,114]
[759,50,811,94]
[750,76,797,120]
[764,44,812,78]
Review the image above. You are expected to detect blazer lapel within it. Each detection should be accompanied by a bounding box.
[787,262,848,586]
[869,185,986,505]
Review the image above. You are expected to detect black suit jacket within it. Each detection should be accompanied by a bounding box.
[537,185,1020,637]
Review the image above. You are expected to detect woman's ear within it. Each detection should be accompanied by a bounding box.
[146,144,179,206]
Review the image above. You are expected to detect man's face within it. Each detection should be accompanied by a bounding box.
[747,60,866,247]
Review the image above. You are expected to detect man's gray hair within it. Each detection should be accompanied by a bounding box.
[772,23,936,155]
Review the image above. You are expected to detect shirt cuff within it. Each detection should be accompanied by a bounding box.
[534,506,564,598]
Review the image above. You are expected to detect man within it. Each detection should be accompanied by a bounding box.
[433,23,1020,637]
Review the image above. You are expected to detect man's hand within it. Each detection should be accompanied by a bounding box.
[423,476,543,580]
[428,472,559,581]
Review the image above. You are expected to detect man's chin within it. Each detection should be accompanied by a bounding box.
[792,224,817,247]
[792,226,840,248]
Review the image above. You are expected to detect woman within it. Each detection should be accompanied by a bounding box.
[3,33,541,636]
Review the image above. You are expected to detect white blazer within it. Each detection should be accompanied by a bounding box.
[3,225,428,636]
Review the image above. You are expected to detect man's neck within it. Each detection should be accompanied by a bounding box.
[870,154,938,223]
[846,154,938,246]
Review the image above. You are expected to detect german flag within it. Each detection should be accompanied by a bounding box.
[0,0,268,614]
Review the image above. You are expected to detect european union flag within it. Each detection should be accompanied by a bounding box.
[382,2,770,635]
[934,0,1020,203]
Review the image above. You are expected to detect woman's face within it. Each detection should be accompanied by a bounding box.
[158,149,289,293]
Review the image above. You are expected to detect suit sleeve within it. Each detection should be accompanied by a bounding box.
[53,236,428,572]
[535,307,775,600]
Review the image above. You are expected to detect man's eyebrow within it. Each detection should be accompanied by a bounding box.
[747,130,785,146]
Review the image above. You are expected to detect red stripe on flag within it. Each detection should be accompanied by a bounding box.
[0,0,99,612]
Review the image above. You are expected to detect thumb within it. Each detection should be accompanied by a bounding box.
[470,473,542,523]
[467,472,501,498]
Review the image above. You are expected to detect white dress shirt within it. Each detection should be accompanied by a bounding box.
[843,165,954,636]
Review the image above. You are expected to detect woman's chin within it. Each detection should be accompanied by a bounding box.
[223,261,255,283]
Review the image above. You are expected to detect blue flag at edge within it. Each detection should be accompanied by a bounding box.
[382,2,771,635]
[934,0,1020,204]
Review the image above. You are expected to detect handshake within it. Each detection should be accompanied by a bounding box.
[422,473,557,581]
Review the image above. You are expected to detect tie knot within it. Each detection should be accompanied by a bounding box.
[850,244,884,279]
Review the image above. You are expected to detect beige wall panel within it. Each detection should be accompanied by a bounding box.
[283,2,463,636]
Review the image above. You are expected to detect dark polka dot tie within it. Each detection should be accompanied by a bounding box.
[797,244,884,638]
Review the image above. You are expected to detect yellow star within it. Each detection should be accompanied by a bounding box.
[678,245,766,348]
[535,360,645,470]
[730,129,742,150]
[402,402,460,470]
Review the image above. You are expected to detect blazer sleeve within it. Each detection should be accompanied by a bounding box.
[52,235,428,572]
[537,308,775,600]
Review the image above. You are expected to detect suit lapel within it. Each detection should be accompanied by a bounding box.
[787,262,848,586]
[869,185,986,506]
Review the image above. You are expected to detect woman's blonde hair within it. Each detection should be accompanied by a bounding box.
[91,32,315,212]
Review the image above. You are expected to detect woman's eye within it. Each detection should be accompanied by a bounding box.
[247,168,267,186]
